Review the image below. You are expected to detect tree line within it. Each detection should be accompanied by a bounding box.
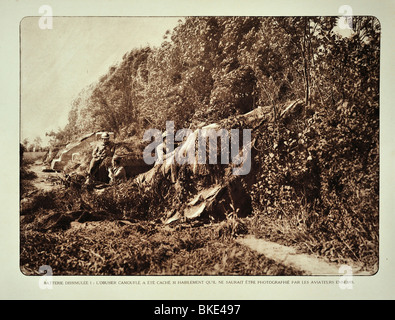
[50,16,379,144]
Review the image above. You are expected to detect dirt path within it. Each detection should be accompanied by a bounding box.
[29,161,63,192]
[237,235,371,276]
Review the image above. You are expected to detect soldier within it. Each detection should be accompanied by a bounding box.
[108,155,127,184]
[85,132,115,184]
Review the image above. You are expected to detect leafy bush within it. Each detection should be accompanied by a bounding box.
[250,99,379,269]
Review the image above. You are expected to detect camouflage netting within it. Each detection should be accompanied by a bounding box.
[133,100,305,224]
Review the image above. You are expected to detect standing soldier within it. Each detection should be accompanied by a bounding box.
[85,132,115,184]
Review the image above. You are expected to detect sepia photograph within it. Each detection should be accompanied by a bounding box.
[19,15,380,278]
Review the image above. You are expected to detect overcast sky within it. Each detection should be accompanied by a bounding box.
[20,16,181,146]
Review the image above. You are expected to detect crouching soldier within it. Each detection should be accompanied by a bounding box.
[85,132,115,184]
[108,155,126,184]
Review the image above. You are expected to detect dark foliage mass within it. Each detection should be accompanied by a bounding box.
[55,17,379,140]
[22,16,379,275]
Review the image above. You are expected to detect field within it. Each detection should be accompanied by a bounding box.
[23,152,47,161]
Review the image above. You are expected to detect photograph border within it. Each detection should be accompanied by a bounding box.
[1,0,394,300]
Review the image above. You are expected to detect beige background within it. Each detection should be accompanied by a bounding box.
[1,0,394,299]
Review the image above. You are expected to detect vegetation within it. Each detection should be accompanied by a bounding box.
[21,218,303,276]
[51,17,379,139]
[21,16,380,275]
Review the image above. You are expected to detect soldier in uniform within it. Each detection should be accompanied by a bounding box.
[85,132,115,184]
[108,155,127,184]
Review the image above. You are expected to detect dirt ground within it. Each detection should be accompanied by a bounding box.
[28,161,64,192]
[237,236,372,275]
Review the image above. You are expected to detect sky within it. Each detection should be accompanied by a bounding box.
[20,16,181,147]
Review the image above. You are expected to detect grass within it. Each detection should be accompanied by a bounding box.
[20,217,303,276]
[244,207,378,274]
[20,189,378,276]
[19,155,378,276]
[23,152,47,161]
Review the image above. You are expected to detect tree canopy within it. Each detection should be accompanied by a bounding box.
[51,16,379,143]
